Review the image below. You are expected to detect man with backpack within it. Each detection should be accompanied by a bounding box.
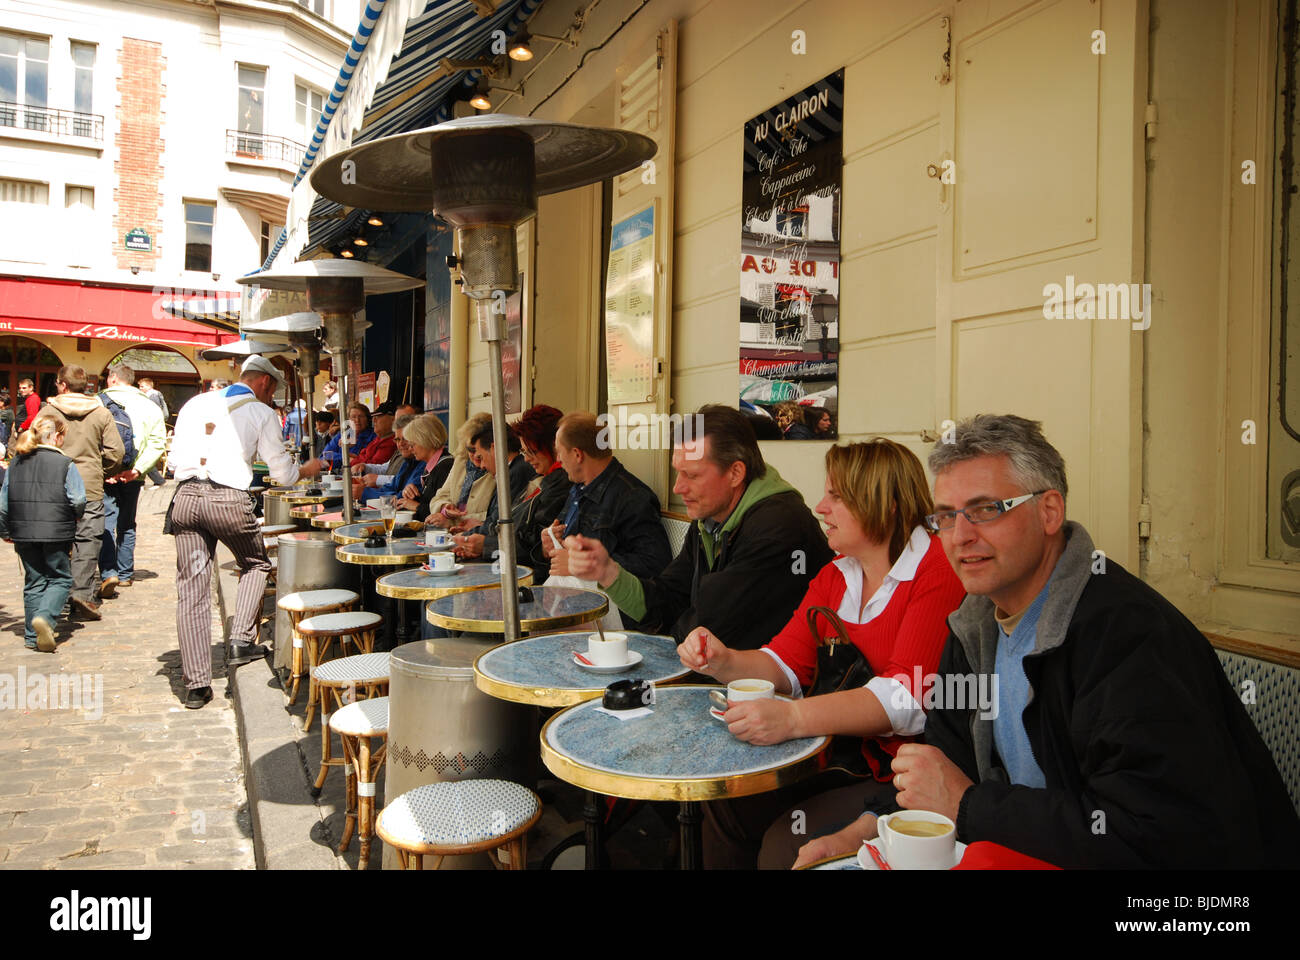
[97,364,166,599]
[44,364,124,621]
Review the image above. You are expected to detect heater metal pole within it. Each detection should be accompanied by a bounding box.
[338,338,354,525]
[477,299,520,643]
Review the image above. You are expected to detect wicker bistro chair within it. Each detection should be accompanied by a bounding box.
[329,696,390,869]
[376,780,541,871]
[296,611,384,732]
[277,590,362,710]
[309,650,390,798]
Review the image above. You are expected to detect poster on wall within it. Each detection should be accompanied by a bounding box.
[605,205,657,405]
[739,69,843,440]
[357,372,376,412]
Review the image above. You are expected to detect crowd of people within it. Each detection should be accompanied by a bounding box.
[5,355,1295,869]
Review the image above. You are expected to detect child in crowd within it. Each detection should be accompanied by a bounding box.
[0,411,86,652]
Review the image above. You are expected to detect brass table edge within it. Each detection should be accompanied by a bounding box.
[375,568,533,600]
[472,663,692,708]
[425,596,609,633]
[795,852,859,870]
[335,545,435,565]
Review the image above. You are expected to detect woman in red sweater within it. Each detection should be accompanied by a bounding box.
[679,438,966,868]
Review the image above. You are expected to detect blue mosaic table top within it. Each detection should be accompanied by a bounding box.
[332,519,402,544]
[336,539,436,565]
[541,685,827,801]
[376,564,533,600]
[426,585,609,633]
[806,853,863,871]
[475,632,690,706]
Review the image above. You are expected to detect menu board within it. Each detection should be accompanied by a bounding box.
[739,70,843,440]
[357,372,376,412]
[605,206,657,405]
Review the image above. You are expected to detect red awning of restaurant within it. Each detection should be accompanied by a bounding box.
[0,276,241,348]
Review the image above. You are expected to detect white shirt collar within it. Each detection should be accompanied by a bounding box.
[832,525,932,624]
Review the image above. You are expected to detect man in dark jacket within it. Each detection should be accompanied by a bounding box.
[541,412,670,603]
[874,414,1299,868]
[450,418,536,560]
[567,404,832,647]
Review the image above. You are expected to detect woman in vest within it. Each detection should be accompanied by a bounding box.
[0,411,86,651]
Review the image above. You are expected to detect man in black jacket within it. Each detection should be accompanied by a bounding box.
[567,404,832,647]
[870,414,1299,868]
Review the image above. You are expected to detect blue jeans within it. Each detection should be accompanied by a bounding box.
[15,541,72,645]
[100,480,142,582]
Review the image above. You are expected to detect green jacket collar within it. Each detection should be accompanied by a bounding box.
[698,465,799,566]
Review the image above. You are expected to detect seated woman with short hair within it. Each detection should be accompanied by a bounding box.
[679,438,966,869]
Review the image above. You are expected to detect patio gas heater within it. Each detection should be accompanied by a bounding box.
[311,114,656,641]
[242,311,331,458]
[236,261,422,524]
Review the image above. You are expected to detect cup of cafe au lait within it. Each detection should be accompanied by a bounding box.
[726,678,775,704]
[876,811,957,870]
[587,631,629,667]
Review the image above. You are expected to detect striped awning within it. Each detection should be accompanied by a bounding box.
[302,0,542,258]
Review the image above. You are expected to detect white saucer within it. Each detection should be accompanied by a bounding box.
[857,837,967,870]
[420,563,464,576]
[572,650,643,674]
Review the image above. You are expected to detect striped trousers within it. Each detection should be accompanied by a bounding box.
[172,480,270,690]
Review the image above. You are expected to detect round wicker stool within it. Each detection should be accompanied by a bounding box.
[296,611,384,732]
[376,779,541,871]
[277,589,361,710]
[310,651,390,798]
[330,696,389,869]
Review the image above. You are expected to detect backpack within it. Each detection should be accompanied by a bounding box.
[99,392,137,470]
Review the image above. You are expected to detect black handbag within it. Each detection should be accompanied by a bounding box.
[804,605,893,779]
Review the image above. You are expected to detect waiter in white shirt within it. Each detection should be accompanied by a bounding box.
[168,356,324,709]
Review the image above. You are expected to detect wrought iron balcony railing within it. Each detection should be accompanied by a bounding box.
[0,101,104,141]
[226,129,306,167]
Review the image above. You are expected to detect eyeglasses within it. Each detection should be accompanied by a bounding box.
[923,491,1047,533]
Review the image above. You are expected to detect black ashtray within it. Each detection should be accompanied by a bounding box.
[301,487,323,497]
[363,533,387,548]
[603,678,651,711]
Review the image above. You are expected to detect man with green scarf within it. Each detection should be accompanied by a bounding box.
[567,404,832,648]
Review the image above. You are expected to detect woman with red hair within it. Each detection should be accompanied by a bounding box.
[510,404,572,579]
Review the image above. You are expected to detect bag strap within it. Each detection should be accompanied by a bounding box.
[806,604,853,649]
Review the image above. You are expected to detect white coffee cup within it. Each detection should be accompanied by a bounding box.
[587,631,628,667]
[428,551,456,573]
[876,811,957,870]
[425,529,452,548]
[726,678,775,704]
[395,510,415,524]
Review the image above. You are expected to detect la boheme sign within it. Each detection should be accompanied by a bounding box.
[123,228,153,252]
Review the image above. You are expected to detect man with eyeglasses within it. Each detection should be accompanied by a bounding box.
[874,413,1297,868]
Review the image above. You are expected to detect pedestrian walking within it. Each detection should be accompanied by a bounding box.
[16,377,40,432]
[44,364,124,622]
[167,355,324,709]
[0,411,86,652]
[97,363,167,598]
[0,390,13,450]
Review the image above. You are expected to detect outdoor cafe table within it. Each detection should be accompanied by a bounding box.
[336,539,441,647]
[314,509,380,531]
[376,564,534,602]
[290,500,344,520]
[540,685,828,870]
[425,585,609,634]
[330,520,398,545]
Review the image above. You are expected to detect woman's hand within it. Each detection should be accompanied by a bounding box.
[677,626,730,675]
[452,533,484,559]
[401,483,420,501]
[722,698,799,745]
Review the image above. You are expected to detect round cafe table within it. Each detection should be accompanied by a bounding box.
[540,685,828,870]
[426,585,609,634]
[331,520,410,545]
[313,509,380,531]
[376,564,534,602]
[337,539,440,649]
[290,500,344,520]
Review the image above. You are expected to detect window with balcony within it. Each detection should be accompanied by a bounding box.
[236,64,265,154]
[0,32,49,131]
[295,83,324,146]
[185,201,215,272]
[71,41,93,134]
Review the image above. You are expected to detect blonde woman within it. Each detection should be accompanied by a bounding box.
[422,411,493,526]
[679,439,966,868]
[0,412,86,651]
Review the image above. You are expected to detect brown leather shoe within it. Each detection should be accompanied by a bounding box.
[98,576,119,599]
[70,597,103,621]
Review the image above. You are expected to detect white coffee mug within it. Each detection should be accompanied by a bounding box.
[429,551,456,573]
[395,510,415,524]
[726,678,775,704]
[876,812,957,870]
[587,631,629,667]
[425,530,452,548]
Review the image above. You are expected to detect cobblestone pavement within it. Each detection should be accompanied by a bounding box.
[0,482,255,869]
